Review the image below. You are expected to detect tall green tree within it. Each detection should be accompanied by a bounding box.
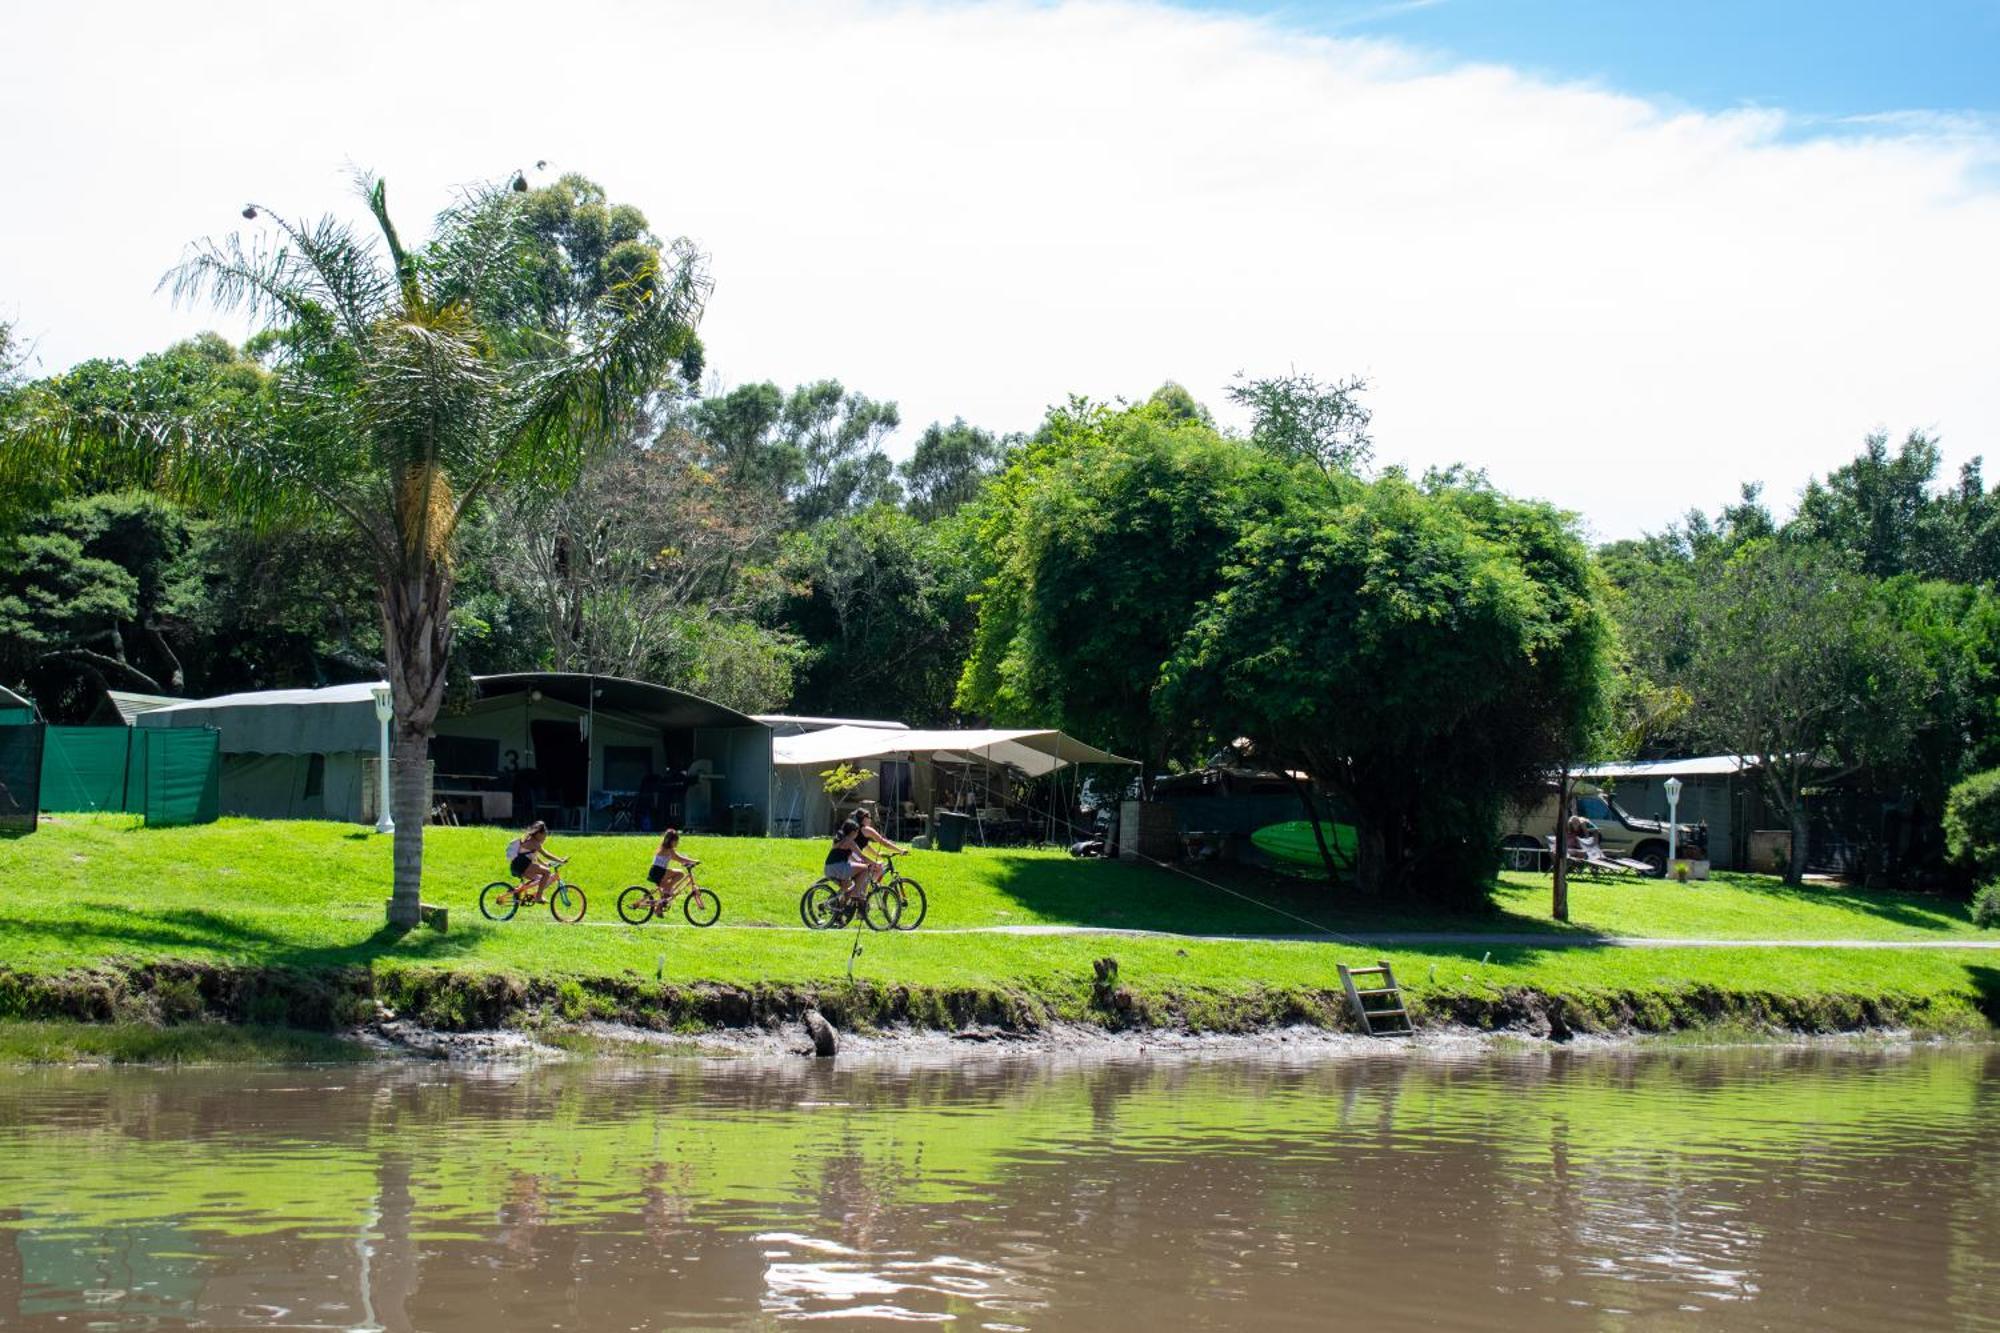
[775,506,977,723]
[2,171,708,925]
[0,491,201,713]
[957,392,1288,778]
[899,418,1009,521]
[1675,541,1931,885]
[1227,370,1373,476]
[1165,471,1611,904]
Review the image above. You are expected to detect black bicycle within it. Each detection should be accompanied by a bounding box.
[872,851,927,931]
[800,874,901,931]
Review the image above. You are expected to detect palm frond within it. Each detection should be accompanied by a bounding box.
[163,211,393,344]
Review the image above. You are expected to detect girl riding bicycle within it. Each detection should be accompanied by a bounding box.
[647,828,697,899]
[846,808,905,901]
[505,820,560,901]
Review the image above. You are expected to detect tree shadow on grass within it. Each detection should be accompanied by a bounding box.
[978,852,1600,939]
[0,902,485,974]
[1695,872,1973,934]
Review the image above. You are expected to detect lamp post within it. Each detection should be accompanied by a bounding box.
[371,683,394,835]
[1663,776,1683,876]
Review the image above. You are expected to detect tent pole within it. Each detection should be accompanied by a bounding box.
[586,674,595,834]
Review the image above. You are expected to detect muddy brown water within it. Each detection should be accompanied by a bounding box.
[0,1043,1995,1330]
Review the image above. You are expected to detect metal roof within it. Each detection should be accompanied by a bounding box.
[1572,755,1758,780]
[475,674,762,731]
[139,673,764,754]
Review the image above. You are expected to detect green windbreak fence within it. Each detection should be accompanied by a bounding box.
[0,724,42,835]
[31,725,221,826]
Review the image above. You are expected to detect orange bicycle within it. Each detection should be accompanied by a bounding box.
[616,860,722,927]
[479,856,588,923]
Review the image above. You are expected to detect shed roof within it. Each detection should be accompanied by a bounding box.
[1572,755,1757,780]
[773,724,1133,777]
[139,673,764,755]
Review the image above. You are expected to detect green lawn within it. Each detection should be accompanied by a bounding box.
[1,815,1994,1035]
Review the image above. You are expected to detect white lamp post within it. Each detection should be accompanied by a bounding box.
[1663,776,1683,876]
[371,683,395,835]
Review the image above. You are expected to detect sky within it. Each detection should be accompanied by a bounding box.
[3,0,1997,541]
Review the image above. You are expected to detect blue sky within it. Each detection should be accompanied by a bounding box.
[1202,0,2000,120]
[3,0,1996,538]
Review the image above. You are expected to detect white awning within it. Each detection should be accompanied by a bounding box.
[772,724,1135,777]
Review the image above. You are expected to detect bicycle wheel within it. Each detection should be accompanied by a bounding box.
[801,882,840,930]
[616,886,656,925]
[890,878,927,931]
[549,881,588,924]
[683,886,722,928]
[863,885,902,932]
[479,882,520,922]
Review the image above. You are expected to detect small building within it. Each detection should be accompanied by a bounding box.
[136,673,771,832]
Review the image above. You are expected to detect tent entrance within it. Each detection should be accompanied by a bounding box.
[529,719,589,823]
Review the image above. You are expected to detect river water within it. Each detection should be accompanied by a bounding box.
[0,1042,1994,1330]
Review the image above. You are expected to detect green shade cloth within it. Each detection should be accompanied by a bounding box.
[0,723,43,835]
[35,725,219,826]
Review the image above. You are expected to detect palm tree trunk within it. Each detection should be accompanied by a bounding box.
[382,560,452,928]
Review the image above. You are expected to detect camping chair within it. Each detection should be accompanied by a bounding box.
[1545,835,1652,878]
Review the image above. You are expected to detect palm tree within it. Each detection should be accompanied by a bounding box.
[2,171,709,925]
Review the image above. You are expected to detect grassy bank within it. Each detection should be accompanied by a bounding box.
[0,815,1994,1055]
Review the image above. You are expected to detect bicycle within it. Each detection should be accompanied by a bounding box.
[616,860,722,927]
[479,856,588,923]
[872,851,927,931]
[799,872,901,931]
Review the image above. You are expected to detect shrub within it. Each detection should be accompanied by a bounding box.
[1972,883,2000,930]
[1944,768,2000,878]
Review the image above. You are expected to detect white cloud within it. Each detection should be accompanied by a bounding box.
[3,0,1995,538]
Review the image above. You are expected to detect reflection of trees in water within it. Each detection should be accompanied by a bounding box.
[1,1051,1997,1327]
[0,1209,19,1323]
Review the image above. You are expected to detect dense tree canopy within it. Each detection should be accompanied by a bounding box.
[956,393,1289,775]
[1166,471,1610,903]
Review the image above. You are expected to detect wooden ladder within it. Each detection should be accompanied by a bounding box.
[1338,959,1414,1037]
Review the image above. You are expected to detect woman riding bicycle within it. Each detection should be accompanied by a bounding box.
[846,808,906,901]
[647,827,697,899]
[505,820,560,901]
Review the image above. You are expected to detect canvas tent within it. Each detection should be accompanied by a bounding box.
[769,723,1135,840]
[139,673,771,831]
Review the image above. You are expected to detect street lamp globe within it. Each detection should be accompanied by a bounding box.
[371,683,393,723]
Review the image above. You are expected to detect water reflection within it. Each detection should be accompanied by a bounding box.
[0,1045,1994,1330]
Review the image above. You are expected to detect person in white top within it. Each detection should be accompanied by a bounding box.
[647,828,698,900]
[505,820,559,900]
